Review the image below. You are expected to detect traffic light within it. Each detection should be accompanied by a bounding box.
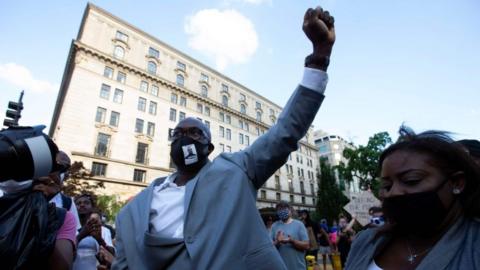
[3,91,24,128]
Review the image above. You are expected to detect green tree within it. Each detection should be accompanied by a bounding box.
[96,194,127,223]
[316,158,349,224]
[62,161,105,198]
[336,132,392,194]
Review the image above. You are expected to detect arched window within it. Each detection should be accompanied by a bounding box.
[240,104,246,114]
[176,74,184,86]
[113,46,125,59]
[222,95,228,107]
[201,85,208,97]
[147,61,157,75]
[256,111,262,122]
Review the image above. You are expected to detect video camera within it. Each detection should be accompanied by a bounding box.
[1,91,59,182]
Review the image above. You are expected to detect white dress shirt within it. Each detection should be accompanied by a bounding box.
[148,67,328,239]
[150,174,187,238]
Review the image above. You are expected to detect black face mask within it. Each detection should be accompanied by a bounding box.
[170,137,209,173]
[382,180,452,236]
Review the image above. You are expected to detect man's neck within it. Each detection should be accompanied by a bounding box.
[282,217,293,224]
[174,171,198,186]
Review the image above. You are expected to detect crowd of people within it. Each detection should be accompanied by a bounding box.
[1,5,479,270]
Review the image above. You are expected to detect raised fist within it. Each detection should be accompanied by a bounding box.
[303,7,335,56]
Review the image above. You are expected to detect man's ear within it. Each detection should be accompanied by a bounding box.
[208,143,215,155]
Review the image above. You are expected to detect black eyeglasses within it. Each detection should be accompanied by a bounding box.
[171,127,208,143]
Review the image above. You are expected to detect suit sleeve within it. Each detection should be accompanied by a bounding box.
[229,73,328,189]
[111,212,128,270]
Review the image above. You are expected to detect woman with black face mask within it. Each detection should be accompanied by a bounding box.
[345,126,480,270]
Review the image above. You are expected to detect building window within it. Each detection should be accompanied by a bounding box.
[140,81,148,92]
[256,101,262,109]
[151,85,159,96]
[95,133,111,157]
[176,74,184,86]
[269,108,275,116]
[219,143,225,152]
[95,107,107,123]
[179,96,187,107]
[240,104,246,114]
[149,101,157,115]
[197,103,203,113]
[168,128,174,141]
[275,175,280,189]
[245,123,249,132]
[205,121,210,129]
[148,47,159,58]
[179,111,186,121]
[222,84,229,92]
[109,111,120,127]
[226,115,231,124]
[240,93,246,101]
[91,162,107,177]
[171,93,178,104]
[256,127,260,136]
[276,192,281,201]
[116,30,128,42]
[204,106,210,116]
[226,129,231,140]
[219,126,225,138]
[138,97,147,112]
[260,190,267,199]
[290,195,294,203]
[177,61,186,71]
[135,142,149,164]
[310,183,315,195]
[103,66,113,78]
[300,181,305,194]
[113,45,125,59]
[226,146,232,152]
[245,135,250,146]
[302,196,306,204]
[239,133,244,145]
[113,89,123,103]
[201,85,208,97]
[135,118,144,133]
[256,111,262,122]
[169,108,177,122]
[222,95,228,107]
[100,84,111,99]
[116,71,126,84]
[147,61,157,75]
[239,120,244,130]
[219,112,225,122]
[133,169,146,182]
[200,73,209,83]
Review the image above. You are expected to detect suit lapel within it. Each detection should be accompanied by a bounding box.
[184,161,212,222]
[135,177,167,246]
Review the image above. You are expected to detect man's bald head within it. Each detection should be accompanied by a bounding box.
[175,117,212,143]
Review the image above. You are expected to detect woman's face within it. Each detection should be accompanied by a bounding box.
[379,150,459,208]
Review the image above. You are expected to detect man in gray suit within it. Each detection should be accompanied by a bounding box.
[112,6,335,270]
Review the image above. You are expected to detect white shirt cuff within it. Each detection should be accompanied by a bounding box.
[300,67,328,94]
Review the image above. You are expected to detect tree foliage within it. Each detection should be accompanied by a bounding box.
[96,194,127,223]
[336,132,392,194]
[62,161,105,198]
[315,158,349,225]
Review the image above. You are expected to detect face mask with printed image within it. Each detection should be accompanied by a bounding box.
[170,137,209,172]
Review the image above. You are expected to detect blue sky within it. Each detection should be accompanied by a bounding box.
[0,0,479,145]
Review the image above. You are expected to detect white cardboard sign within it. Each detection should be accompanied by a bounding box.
[343,191,381,226]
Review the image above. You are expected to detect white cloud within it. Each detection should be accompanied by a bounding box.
[0,63,58,93]
[184,9,258,70]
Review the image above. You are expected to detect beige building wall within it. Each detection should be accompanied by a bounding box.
[50,3,319,210]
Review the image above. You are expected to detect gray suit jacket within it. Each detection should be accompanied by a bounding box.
[112,85,325,270]
[345,217,480,270]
